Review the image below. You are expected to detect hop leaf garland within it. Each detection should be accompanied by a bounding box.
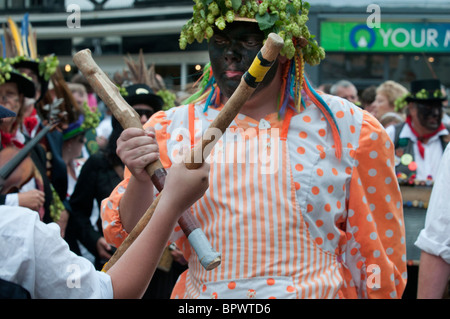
[179,0,325,65]
[0,59,15,85]
[394,89,445,112]
[0,57,33,85]
[49,185,65,222]
[80,102,101,130]
[38,55,59,82]
[157,89,177,110]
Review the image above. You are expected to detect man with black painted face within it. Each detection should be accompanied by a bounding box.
[102,1,406,299]
[208,21,281,120]
[387,79,449,183]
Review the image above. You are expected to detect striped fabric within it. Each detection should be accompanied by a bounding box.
[175,107,342,298]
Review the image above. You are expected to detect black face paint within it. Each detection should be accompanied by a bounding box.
[415,102,443,131]
[208,21,279,99]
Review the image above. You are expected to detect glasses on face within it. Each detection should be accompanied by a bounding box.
[134,108,154,118]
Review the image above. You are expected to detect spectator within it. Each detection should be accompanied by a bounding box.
[369,80,409,126]
[0,59,51,219]
[360,85,377,111]
[386,79,449,183]
[330,79,359,105]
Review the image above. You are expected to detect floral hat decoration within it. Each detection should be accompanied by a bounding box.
[0,57,36,98]
[180,0,343,159]
[394,79,447,112]
[62,102,101,141]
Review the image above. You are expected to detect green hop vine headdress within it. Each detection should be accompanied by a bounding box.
[180,0,324,64]
[62,102,101,141]
[181,0,325,111]
[10,54,59,82]
[394,89,445,112]
[0,57,36,98]
[0,57,33,84]
[0,58,16,85]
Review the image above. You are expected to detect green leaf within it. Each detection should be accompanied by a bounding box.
[255,12,279,31]
[217,0,228,13]
[231,0,241,11]
[286,3,297,15]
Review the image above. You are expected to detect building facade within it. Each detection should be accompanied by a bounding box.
[1,0,449,95]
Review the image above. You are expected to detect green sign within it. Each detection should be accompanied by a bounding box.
[321,21,450,53]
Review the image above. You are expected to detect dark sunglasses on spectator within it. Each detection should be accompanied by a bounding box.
[134,108,154,118]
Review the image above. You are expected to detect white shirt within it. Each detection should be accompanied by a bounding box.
[415,145,450,263]
[0,205,113,299]
[386,123,449,180]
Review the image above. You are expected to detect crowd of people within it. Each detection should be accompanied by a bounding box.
[1,0,449,300]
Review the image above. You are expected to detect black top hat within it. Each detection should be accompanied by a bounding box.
[124,84,163,112]
[0,104,16,119]
[406,79,447,103]
[6,71,36,99]
[12,59,48,101]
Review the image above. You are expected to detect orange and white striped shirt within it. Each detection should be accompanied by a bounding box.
[101,92,407,299]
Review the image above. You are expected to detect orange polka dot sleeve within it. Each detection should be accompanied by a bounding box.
[342,113,407,299]
[101,110,172,248]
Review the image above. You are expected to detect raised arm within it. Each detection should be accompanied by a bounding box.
[106,159,209,299]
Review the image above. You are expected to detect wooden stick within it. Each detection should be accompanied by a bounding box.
[73,50,220,271]
[73,32,284,272]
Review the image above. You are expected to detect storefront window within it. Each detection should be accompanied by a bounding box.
[320,53,450,91]
[389,54,450,88]
[320,53,385,88]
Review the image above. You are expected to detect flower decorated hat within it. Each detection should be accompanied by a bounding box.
[0,57,36,98]
[395,79,447,112]
[1,14,59,101]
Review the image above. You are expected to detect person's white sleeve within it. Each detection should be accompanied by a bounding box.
[0,206,113,299]
[32,220,114,299]
[4,193,19,206]
[415,145,450,264]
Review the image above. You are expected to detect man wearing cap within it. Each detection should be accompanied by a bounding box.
[387,79,449,184]
[124,84,164,124]
[102,0,406,299]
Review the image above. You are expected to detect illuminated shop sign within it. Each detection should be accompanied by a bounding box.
[320,21,450,52]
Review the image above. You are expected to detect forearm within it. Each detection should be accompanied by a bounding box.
[107,191,176,299]
[119,175,155,233]
[417,251,450,299]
